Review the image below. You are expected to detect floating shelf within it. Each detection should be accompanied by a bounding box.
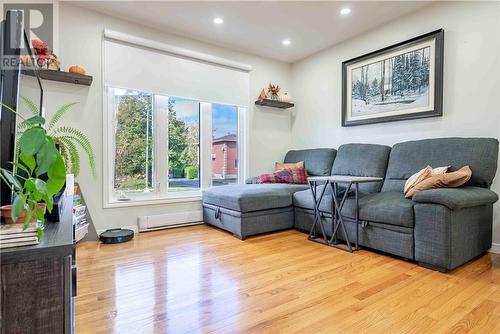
[22,68,93,86]
[255,99,294,109]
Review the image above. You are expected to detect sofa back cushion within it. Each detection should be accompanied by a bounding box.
[331,143,391,192]
[382,137,499,192]
[284,149,337,176]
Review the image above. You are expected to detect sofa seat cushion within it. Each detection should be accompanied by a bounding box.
[294,190,414,228]
[202,184,308,213]
[293,188,334,212]
[343,192,415,228]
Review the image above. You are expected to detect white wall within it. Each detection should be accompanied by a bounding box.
[43,3,293,232]
[291,1,500,246]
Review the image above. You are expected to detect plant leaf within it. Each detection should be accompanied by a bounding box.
[35,178,47,194]
[19,127,46,156]
[48,102,77,131]
[25,115,45,126]
[37,227,44,240]
[35,137,58,176]
[21,96,40,115]
[23,203,32,227]
[53,130,96,178]
[11,194,25,222]
[35,205,45,221]
[1,169,22,190]
[19,152,36,173]
[43,194,53,213]
[46,154,66,197]
[9,161,30,175]
[24,178,35,192]
[57,137,81,176]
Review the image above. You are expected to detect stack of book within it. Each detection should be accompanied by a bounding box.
[0,223,39,249]
[73,197,89,242]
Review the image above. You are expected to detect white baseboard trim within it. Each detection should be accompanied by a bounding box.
[489,243,500,254]
[95,222,205,237]
[138,210,203,231]
[139,221,204,233]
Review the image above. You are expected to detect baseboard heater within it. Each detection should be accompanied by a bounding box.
[138,210,203,232]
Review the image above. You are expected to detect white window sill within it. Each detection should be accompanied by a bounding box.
[104,192,202,209]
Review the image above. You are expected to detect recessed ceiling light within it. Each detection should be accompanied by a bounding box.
[282,39,291,46]
[213,17,224,25]
[340,8,351,15]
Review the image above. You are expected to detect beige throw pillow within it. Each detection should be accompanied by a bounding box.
[275,161,304,171]
[405,165,472,198]
[433,166,451,175]
[404,166,433,195]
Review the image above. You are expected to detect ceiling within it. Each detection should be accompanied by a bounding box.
[72,1,433,63]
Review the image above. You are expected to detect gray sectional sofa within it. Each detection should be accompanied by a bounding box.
[202,137,499,272]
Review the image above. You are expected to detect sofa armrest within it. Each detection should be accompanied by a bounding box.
[245,176,258,184]
[412,186,498,210]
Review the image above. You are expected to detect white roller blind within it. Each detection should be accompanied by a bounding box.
[103,31,250,107]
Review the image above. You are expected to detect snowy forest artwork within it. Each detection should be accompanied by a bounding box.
[351,46,430,115]
[342,31,443,126]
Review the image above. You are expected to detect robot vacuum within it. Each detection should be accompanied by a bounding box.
[99,228,134,244]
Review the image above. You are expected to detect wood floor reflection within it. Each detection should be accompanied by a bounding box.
[75,225,500,334]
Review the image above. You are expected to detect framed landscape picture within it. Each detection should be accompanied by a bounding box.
[342,29,444,126]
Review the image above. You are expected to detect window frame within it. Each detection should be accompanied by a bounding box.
[103,86,247,208]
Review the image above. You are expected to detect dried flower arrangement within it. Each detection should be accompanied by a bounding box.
[267,83,280,100]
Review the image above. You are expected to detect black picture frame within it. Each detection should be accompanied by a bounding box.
[342,29,444,127]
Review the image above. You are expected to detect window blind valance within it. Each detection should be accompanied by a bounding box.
[103,30,251,107]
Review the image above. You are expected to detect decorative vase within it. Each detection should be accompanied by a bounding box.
[0,203,46,224]
[279,93,291,102]
[270,93,279,100]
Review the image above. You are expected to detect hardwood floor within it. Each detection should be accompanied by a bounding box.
[75,225,500,334]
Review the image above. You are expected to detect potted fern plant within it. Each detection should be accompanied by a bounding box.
[17,97,96,177]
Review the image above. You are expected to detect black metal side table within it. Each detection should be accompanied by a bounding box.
[307,175,383,252]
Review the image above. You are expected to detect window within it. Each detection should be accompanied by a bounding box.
[107,87,245,203]
[167,97,200,192]
[103,34,250,206]
[112,89,155,195]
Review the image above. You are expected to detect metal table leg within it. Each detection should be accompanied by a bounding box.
[307,180,329,244]
[328,182,353,252]
[355,183,359,251]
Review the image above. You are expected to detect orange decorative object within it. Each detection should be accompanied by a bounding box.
[258,89,268,100]
[69,65,86,75]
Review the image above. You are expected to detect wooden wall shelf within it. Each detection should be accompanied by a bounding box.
[255,99,294,109]
[22,68,93,86]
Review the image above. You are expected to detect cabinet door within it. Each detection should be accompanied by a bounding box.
[1,257,66,333]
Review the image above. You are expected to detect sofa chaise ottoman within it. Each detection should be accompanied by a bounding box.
[202,149,336,239]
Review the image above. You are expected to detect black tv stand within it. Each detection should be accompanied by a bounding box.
[0,195,75,333]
